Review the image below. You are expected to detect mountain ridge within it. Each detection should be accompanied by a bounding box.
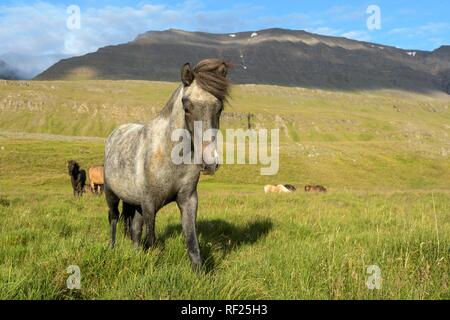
[35,28,450,94]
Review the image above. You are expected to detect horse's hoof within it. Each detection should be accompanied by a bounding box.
[191,262,203,273]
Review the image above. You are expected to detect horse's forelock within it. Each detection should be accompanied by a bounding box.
[192,59,231,102]
[68,160,79,173]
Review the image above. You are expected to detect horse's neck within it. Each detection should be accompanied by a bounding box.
[156,85,201,176]
[159,85,186,134]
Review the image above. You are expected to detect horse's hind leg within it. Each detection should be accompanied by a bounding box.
[105,185,120,248]
[76,184,82,197]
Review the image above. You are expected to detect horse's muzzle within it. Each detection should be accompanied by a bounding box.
[201,163,220,175]
[201,148,220,175]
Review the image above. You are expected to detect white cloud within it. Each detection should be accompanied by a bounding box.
[386,22,450,48]
[306,27,342,36]
[0,1,252,58]
[341,30,371,42]
[0,1,257,77]
[0,2,67,55]
[324,5,367,22]
[0,2,380,57]
[388,22,450,37]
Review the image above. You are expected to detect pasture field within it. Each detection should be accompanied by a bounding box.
[0,80,449,299]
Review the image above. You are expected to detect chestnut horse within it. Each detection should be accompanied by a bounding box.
[88,165,104,195]
[304,185,327,192]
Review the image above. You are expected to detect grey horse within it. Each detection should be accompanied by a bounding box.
[104,59,230,270]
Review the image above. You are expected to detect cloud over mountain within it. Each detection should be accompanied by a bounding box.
[0,60,20,80]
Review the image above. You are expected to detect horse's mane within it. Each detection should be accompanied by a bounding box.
[193,59,231,102]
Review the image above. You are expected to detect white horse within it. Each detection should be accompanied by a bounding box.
[264,184,296,194]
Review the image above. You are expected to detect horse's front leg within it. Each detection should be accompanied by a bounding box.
[131,211,143,249]
[141,199,156,250]
[177,191,202,271]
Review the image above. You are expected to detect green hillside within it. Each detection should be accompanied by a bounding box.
[0,80,449,299]
[1,80,449,189]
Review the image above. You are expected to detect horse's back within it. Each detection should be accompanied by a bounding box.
[264,184,293,193]
[304,185,327,193]
[105,123,144,159]
[106,123,143,146]
[104,123,146,204]
[277,184,293,193]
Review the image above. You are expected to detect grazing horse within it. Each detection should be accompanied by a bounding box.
[304,185,327,193]
[88,165,104,195]
[284,184,297,192]
[67,160,86,197]
[104,59,230,270]
[264,184,296,194]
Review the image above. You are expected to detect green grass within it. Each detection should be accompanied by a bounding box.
[0,80,449,299]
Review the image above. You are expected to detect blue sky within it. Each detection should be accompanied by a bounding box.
[1,1,449,77]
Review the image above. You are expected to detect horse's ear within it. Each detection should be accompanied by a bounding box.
[217,63,228,77]
[181,63,194,86]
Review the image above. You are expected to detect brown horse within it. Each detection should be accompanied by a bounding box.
[304,185,327,193]
[88,165,104,195]
[264,184,296,194]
